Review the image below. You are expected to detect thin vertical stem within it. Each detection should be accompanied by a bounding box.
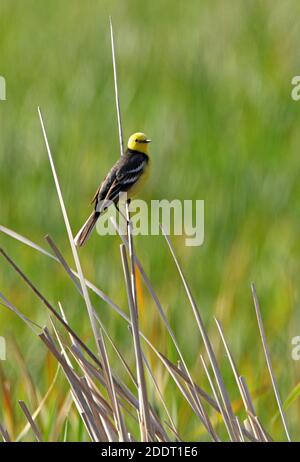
[109,16,124,157]
[251,283,291,442]
[120,245,152,441]
[109,16,152,441]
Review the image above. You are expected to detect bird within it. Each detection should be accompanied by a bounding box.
[74,132,151,247]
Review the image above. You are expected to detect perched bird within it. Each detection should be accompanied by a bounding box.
[74,132,151,247]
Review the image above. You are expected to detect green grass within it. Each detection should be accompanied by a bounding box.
[1,0,300,441]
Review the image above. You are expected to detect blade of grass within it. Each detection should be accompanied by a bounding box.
[112,218,213,422]
[214,317,263,441]
[39,329,110,441]
[46,232,221,431]
[2,221,216,428]
[18,401,43,442]
[109,15,152,441]
[177,360,220,441]
[120,244,153,440]
[251,283,291,442]
[16,365,61,442]
[273,381,300,424]
[238,376,271,442]
[69,342,165,440]
[0,424,11,442]
[109,16,124,157]
[0,289,41,333]
[161,226,239,441]
[140,347,175,441]
[96,327,128,441]
[0,247,101,368]
[200,355,233,441]
[38,108,128,432]
[0,224,125,320]
[151,350,219,439]
[37,107,102,358]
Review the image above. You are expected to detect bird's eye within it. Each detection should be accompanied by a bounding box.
[135,139,138,142]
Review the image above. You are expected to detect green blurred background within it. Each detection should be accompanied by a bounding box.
[1,0,300,441]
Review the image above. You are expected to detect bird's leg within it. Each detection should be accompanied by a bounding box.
[115,202,129,225]
[125,199,132,231]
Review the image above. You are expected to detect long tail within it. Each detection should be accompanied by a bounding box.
[74,211,100,247]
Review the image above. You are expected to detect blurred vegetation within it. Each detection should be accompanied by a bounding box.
[1,0,300,441]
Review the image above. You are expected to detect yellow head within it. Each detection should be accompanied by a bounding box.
[127,132,151,154]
